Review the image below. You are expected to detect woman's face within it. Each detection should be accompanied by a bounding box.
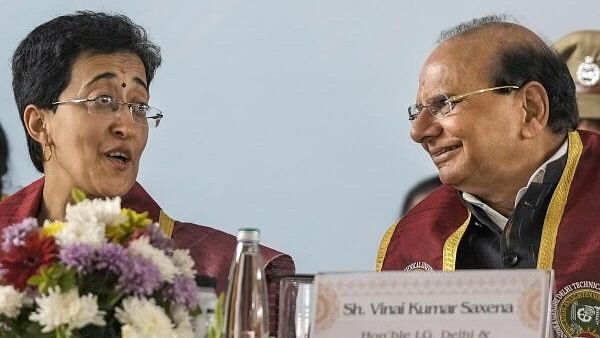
[44,52,150,197]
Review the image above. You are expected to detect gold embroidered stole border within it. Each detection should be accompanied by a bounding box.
[159,210,175,239]
[442,131,582,271]
[442,211,471,271]
[537,130,582,269]
[375,221,398,271]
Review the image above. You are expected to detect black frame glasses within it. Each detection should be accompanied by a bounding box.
[52,95,164,128]
[408,85,520,121]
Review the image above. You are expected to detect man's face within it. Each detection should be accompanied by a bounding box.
[409,37,524,195]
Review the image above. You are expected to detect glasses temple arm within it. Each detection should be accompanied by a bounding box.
[448,85,519,102]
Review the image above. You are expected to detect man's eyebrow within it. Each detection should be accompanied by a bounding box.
[423,93,448,103]
[83,72,149,92]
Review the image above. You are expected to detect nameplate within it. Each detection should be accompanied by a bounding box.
[310,270,553,338]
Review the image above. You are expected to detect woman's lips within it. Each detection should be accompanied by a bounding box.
[104,153,130,170]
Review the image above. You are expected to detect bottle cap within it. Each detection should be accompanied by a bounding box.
[237,227,260,242]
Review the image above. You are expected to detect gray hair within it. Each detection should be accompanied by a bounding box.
[437,14,518,43]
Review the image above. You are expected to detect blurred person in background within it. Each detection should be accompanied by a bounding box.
[554,30,600,134]
[400,175,442,216]
[376,175,441,269]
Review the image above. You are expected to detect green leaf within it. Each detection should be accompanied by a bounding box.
[189,306,203,317]
[207,293,225,338]
[55,325,68,338]
[27,263,77,294]
[69,330,84,338]
[105,208,153,243]
[0,300,55,338]
[70,188,87,204]
[208,326,218,338]
[107,290,124,307]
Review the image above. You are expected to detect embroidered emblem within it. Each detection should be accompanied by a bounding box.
[403,261,433,271]
[576,56,600,87]
[552,281,600,338]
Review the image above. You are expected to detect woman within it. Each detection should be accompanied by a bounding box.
[0,11,293,332]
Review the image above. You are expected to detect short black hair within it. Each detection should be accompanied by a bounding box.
[402,175,442,215]
[438,15,578,133]
[0,124,8,194]
[12,11,162,173]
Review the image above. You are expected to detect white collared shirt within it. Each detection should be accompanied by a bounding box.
[462,139,568,230]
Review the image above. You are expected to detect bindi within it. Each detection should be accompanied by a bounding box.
[121,82,127,88]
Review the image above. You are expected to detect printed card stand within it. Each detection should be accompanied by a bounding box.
[310,270,554,338]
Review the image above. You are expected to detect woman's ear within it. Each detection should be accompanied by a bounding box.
[23,104,52,145]
[520,81,550,139]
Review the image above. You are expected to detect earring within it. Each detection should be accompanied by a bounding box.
[43,144,53,162]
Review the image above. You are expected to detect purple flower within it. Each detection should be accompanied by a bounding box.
[118,255,162,296]
[95,243,129,274]
[147,224,173,251]
[94,243,163,296]
[59,244,96,273]
[167,276,199,309]
[95,243,162,296]
[1,218,38,251]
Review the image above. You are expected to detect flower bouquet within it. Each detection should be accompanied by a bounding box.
[0,189,202,338]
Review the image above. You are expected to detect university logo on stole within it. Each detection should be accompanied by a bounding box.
[403,261,433,272]
[552,281,600,338]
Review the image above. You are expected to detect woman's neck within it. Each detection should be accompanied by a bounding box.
[39,177,72,223]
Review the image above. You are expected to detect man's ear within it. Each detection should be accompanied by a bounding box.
[520,81,550,139]
[23,104,52,145]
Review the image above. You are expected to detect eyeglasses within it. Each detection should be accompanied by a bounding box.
[408,85,520,121]
[52,95,164,128]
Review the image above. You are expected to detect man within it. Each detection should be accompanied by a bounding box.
[554,30,600,133]
[376,15,600,337]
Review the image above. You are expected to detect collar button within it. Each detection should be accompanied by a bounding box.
[502,251,519,267]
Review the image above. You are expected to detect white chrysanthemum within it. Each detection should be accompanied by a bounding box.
[29,287,105,333]
[128,236,178,282]
[116,297,176,338]
[54,218,106,248]
[66,196,125,225]
[54,196,124,248]
[171,304,194,338]
[170,249,196,278]
[0,285,27,318]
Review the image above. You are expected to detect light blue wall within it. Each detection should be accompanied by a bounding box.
[1,1,598,273]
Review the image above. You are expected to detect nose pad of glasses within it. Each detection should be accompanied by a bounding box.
[107,103,135,125]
